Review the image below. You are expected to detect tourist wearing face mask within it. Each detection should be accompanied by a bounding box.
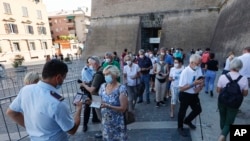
[153,55,169,107]
[169,58,184,118]
[102,52,121,82]
[102,52,120,71]
[148,51,158,92]
[177,54,204,136]
[99,65,128,140]
[6,60,83,141]
[123,55,140,111]
[137,49,153,104]
[80,56,105,138]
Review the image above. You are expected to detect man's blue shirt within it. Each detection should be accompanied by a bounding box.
[9,81,74,141]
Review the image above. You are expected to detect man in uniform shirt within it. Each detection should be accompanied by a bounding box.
[177,54,204,136]
[6,60,82,141]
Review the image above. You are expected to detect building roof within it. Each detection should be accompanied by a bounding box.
[48,9,85,17]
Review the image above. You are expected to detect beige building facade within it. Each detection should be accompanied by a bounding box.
[0,0,53,65]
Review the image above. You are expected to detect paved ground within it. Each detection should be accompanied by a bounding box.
[68,70,250,141]
[69,92,192,141]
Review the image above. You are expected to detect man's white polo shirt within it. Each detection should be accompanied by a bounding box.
[238,53,250,78]
[179,65,203,94]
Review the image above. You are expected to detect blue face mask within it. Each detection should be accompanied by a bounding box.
[194,66,199,71]
[105,75,113,83]
[55,84,62,89]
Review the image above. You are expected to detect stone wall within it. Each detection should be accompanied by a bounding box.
[84,0,222,58]
[92,0,221,18]
[161,10,218,52]
[210,0,250,65]
[83,17,140,58]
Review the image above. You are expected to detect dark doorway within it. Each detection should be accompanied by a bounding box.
[141,27,161,52]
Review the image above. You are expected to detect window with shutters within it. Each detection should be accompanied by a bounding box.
[37,26,47,35]
[4,24,18,34]
[29,42,36,50]
[22,7,28,17]
[37,10,42,19]
[3,2,12,14]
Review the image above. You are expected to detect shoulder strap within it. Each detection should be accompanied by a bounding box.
[50,91,64,101]
[225,74,233,82]
[235,75,243,82]
[225,74,242,83]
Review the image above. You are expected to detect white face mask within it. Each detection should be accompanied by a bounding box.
[159,61,164,64]
[193,65,198,71]
[149,54,153,58]
[139,55,144,58]
[145,53,149,57]
[126,61,132,65]
[174,63,179,68]
[160,52,165,55]
[105,58,111,63]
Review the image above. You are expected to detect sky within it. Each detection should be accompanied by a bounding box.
[43,0,91,12]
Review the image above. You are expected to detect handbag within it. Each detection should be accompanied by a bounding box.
[124,110,135,125]
[157,78,166,83]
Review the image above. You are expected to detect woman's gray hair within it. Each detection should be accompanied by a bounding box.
[103,65,121,78]
[24,71,40,85]
[230,58,242,71]
[189,54,201,63]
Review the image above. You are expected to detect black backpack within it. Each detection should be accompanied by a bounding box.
[218,74,243,109]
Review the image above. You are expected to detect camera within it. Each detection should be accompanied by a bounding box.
[77,79,91,96]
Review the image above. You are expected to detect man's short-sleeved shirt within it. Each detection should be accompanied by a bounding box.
[9,81,74,141]
[179,66,203,94]
[137,56,152,74]
[81,65,94,83]
[91,67,105,95]
[102,60,120,70]
[123,63,140,86]
[238,53,250,78]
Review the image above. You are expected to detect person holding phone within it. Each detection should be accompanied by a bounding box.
[6,60,82,141]
[177,54,204,136]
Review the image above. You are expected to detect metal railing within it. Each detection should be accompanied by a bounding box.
[0,79,82,141]
[0,59,85,141]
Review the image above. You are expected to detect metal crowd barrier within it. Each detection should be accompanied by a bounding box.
[0,79,82,141]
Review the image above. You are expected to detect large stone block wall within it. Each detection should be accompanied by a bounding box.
[161,10,218,52]
[83,17,140,58]
[92,0,221,18]
[210,0,250,65]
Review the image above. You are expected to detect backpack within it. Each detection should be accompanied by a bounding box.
[218,74,243,109]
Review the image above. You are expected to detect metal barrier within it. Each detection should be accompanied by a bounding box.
[0,79,82,141]
[0,77,19,98]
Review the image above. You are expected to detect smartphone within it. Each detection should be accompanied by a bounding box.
[197,76,205,80]
[73,92,88,105]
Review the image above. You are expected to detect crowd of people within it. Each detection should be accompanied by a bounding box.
[6,46,250,141]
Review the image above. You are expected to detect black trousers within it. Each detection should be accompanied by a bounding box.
[178,92,202,128]
[83,104,99,126]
